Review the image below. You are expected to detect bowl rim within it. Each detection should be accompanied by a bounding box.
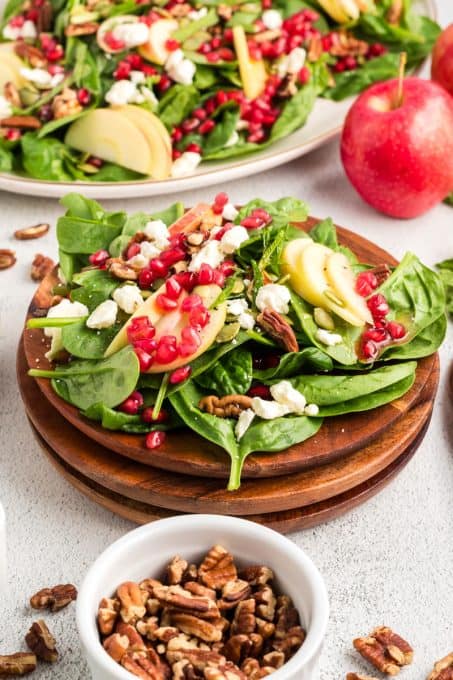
[76,514,329,680]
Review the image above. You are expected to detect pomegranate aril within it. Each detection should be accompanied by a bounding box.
[189,305,210,329]
[181,117,200,133]
[186,142,202,154]
[298,66,310,84]
[114,62,131,79]
[367,293,389,319]
[77,87,91,105]
[175,271,197,291]
[127,316,155,343]
[126,243,141,259]
[216,91,228,106]
[5,128,21,141]
[241,216,262,229]
[212,269,226,287]
[156,293,178,311]
[165,38,180,50]
[198,263,214,285]
[217,47,235,61]
[46,45,64,61]
[363,327,389,343]
[181,294,203,312]
[219,260,235,276]
[210,36,222,49]
[199,119,215,135]
[142,407,168,423]
[387,321,406,340]
[134,338,158,353]
[169,365,192,384]
[38,103,53,122]
[138,268,155,289]
[252,208,271,223]
[160,246,186,266]
[134,346,154,371]
[193,108,207,120]
[118,390,143,415]
[181,325,201,346]
[126,53,143,68]
[247,384,271,399]
[145,430,166,449]
[355,270,378,296]
[198,42,211,55]
[89,249,109,266]
[361,339,379,360]
[157,74,171,92]
[149,258,168,278]
[155,337,178,364]
[165,276,182,300]
[206,51,220,62]
[172,127,183,142]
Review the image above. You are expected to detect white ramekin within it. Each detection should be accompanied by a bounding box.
[0,502,5,593]
[76,515,329,680]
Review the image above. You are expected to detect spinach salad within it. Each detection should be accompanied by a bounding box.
[27,193,446,490]
[0,0,439,181]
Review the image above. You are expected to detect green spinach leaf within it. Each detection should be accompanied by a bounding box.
[253,347,333,380]
[195,347,253,396]
[61,320,121,358]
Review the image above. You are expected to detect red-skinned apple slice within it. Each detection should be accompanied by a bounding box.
[168,203,221,236]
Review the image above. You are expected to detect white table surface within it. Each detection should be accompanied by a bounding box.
[1,3,452,676]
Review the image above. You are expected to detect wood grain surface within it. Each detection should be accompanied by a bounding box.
[22,217,438,479]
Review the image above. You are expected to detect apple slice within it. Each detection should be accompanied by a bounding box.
[0,47,27,90]
[325,252,373,325]
[65,108,153,175]
[233,26,267,100]
[97,15,148,54]
[116,105,172,180]
[168,203,216,236]
[280,237,313,276]
[317,0,360,23]
[138,18,179,65]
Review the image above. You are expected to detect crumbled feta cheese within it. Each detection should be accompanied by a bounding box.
[227,298,248,316]
[238,312,255,330]
[270,380,306,415]
[44,299,88,360]
[255,284,291,315]
[220,225,248,254]
[105,79,144,106]
[112,284,143,315]
[86,300,118,329]
[277,47,306,77]
[316,329,343,346]
[188,240,224,272]
[165,49,196,85]
[130,69,146,84]
[305,403,319,417]
[171,151,202,178]
[144,220,170,248]
[140,240,162,261]
[3,19,37,40]
[235,408,255,441]
[261,8,282,29]
[20,67,52,88]
[112,21,149,48]
[222,202,239,222]
[251,397,290,419]
[225,130,239,148]
[127,254,148,269]
[0,96,12,120]
[188,6,208,19]
[140,86,158,108]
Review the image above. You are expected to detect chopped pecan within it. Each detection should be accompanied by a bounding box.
[386,0,403,24]
[272,625,305,660]
[153,585,220,619]
[30,253,55,281]
[253,29,281,43]
[0,653,37,676]
[218,580,251,610]
[140,578,163,596]
[262,651,284,669]
[117,582,147,624]
[276,74,298,98]
[25,620,58,662]
[184,582,216,601]
[116,622,147,651]
[15,42,47,67]
[98,597,120,635]
[353,626,413,675]
[170,613,223,643]
[241,658,272,679]
[167,644,225,670]
[255,619,275,640]
[330,31,369,57]
[428,653,453,680]
[3,82,21,108]
[173,660,204,679]
[274,595,300,639]
[152,626,181,643]
[136,618,160,640]
[256,308,298,353]
[307,36,322,62]
[0,116,41,129]
[199,546,237,590]
[181,564,199,585]
[122,649,169,680]
[223,634,262,665]
[204,661,247,680]
[346,674,381,680]
[231,600,256,636]
[108,258,139,281]
[166,556,189,585]
[103,633,130,663]
[198,395,253,419]
[368,264,391,285]
[52,87,83,120]
[65,21,99,35]
[0,249,16,270]
[36,1,53,31]
[253,586,276,622]
[217,3,233,20]
[238,567,273,587]
[30,583,77,612]
[14,223,50,240]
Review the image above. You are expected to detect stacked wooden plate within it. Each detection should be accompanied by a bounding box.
[17,219,440,533]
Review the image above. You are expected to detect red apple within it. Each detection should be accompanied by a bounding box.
[340,77,453,218]
[431,24,453,96]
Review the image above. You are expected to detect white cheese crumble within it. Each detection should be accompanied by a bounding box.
[44,299,88,360]
[171,151,202,178]
[20,67,63,89]
[144,219,170,248]
[3,19,36,40]
[86,300,118,329]
[188,6,208,19]
[261,8,283,29]
[255,283,291,315]
[130,69,146,84]
[105,79,145,106]
[304,403,319,417]
[112,284,143,315]
[222,202,239,222]
[188,239,224,272]
[277,47,306,77]
[270,380,307,415]
[251,397,290,419]
[165,49,196,86]
[227,298,248,316]
[127,254,148,269]
[0,96,12,120]
[112,21,149,48]
[140,240,162,261]
[238,312,255,330]
[225,130,239,148]
[140,86,158,108]
[316,329,343,346]
[220,225,249,254]
[235,408,255,441]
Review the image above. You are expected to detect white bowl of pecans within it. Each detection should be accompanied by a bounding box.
[76,514,329,680]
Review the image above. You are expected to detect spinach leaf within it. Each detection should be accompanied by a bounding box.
[436,259,453,316]
[158,84,200,129]
[58,249,81,284]
[37,111,89,138]
[21,133,77,181]
[195,347,253,396]
[194,65,218,90]
[324,53,401,101]
[70,269,120,311]
[317,374,415,416]
[253,347,333,380]
[86,163,144,182]
[203,106,240,155]
[174,8,217,41]
[29,345,140,410]
[0,143,14,171]
[57,212,124,254]
[236,222,305,268]
[309,218,357,263]
[382,313,447,360]
[83,402,182,432]
[444,193,453,207]
[269,80,318,142]
[61,320,121,359]
[236,197,309,228]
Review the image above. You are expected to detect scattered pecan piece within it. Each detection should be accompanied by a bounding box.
[368,264,391,285]
[238,567,273,587]
[347,674,381,680]
[428,653,453,680]
[386,0,403,24]
[108,258,139,281]
[36,0,53,31]
[218,580,251,611]
[98,597,120,635]
[65,21,99,35]
[0,116,41,129]
[30,583,77,612]
[223,634,263,665]
[14,42,47,67]
[30,254,55,282]
[0,653,37,676]
[198,395,253,419]
[169,613,223,643]
[253,586,276,622]
[0,249,16,270]
[254,29,281,43]
[330,31,368,57]
[240,658,272,679]
[262,651,284,669]
[231,600,256,636]
[3,82,21,108]
[308,36,322,62]
[14,223,50,240]
[199,546,237,590]
[272,625,305,660]
[116,622,147,651]
[166,556,189,585]
[204,661,247,680]
[122,649,169,680]
[184,582,216,601]
[256,308,298,353]
[274,595,300,639]
[353,626,413,675]
[117,582,147,624]
[153,584,220,619]
[52,87,83,120]
[104,633,130,663]
[25,620,58,662]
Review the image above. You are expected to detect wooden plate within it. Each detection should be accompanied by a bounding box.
[29,418,430,533]
[18,341,438,516]
[23,217,438,479]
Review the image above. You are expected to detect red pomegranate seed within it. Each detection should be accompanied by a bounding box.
[217,47,235,61]
[157,74,172,92]
[126,243,141,259]
[198,42,211,55]
[181,325,201,346]
[169,365,192,384]
[206,51,220,62]
[126,53,143,68]
[127,316,155,343]
[149,258,168,278]
[215,192,229,207]
[165,38,180,50]
[172,149,182,160]
[216,91,228,106]
[210,36,222,49]
[5,128,21,141]
[156,293,178,311]
[134,346,154,371]
[224,28,233,41]
[186,142,202,154]
[363,327,389,344]
[205,99,216,115]
[40,33,54,49]
[333,60,346,73]
[387,321,406,340]
[298,66,310,85]
[77,88,91,106]
[138,268,155,289]
[47,64,64,76]
[355,271,378,297]
[182,117,200,133]
[134,338,158,355]
[247,384,271,399]
[361,339,379,360]
[10,15,25,27]
[142,407,168,423]
[145,431,166,449]
[198,263,214,285]
[181,294,203,312]
[241,216,263,229]
[199,119,215,135]
[88,249,109,266]
[248,130,265,143]
[219,260,235,276]
[46,45,64,61]
[118,390,144,415]
[212,270,226,287]
[192,108,206,121]
[142,64,157,76]
[155,336,178,363]
[174,271,197,291]
[189,305,210,329]
[367,293,389,319]
[344,55,357,70]
[172,127,183,142]
[165,276,182,300]
[114,62,131,79]
[160,246,186,267]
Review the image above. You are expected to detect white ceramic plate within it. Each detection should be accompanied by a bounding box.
[0,0,435,199]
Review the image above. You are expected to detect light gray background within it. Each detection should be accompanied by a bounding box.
[0,2,452,676]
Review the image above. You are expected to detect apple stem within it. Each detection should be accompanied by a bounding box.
[396,51,407,108]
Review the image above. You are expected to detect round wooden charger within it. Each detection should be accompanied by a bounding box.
[18,342,438,516]
[23,216,438,480]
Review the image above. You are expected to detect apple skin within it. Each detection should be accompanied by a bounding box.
[431,24,453,96]
[340,77,453,218]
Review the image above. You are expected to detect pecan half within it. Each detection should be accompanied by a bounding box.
[368,264,391,286]
[122,649,169,680]
[198,395,253,419]
[98,597,120,635]
[65,21,99,35]
[428,653,453,680]
[238,567,273,587]
[52,88,83,120]
[25,620,58,662]
[14,223,50,240]
[153,584,220,619]
[219,580,251,611]
[347,674,381,680]
[231,600,256,636]
[204,661,247,680]
[108,259,139,281]
[169,613,223,643]
[199,546,237,590]
[30,583,77,612]
[353,627,413,675]
[256,308,298,353]
[0,116,41,129]
[223,634,263,665]
[0,249,16,270]
[307,36,322,62]
[166,556,189,586]
[104,633,130,663]
[0,653,37,676]
[330,31,369,57]
[253,586,276,622]
[116,622,147,651]
[36,1,53,31]
[117,582,147,624]
[15,42,47,67]
[31,253,55,281]
[387,0,403,24]
[3,82,21,108]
